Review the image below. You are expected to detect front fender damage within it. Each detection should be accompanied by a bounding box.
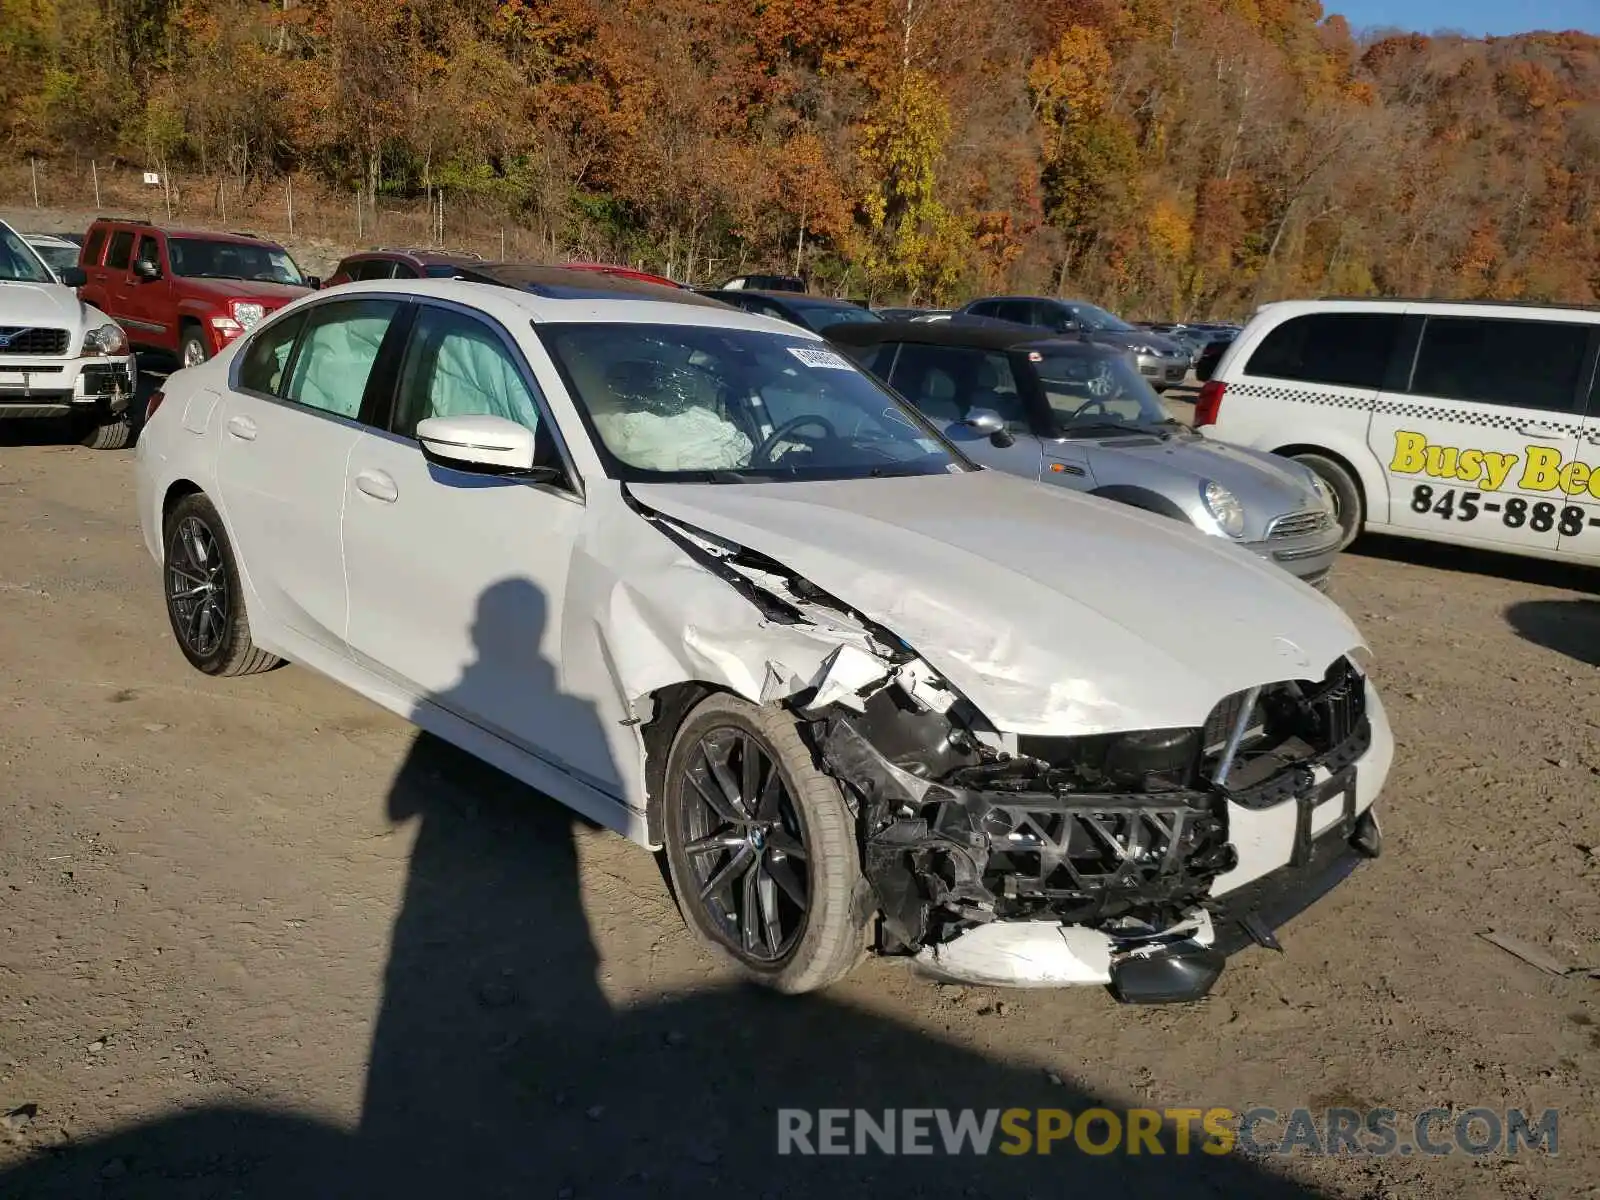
[623,501,1238,999]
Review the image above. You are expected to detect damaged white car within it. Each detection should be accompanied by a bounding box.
[134,272,1392,1002]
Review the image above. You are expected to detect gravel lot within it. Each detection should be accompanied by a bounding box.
[0,413,1597,1199]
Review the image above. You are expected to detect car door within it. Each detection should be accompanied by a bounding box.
[886,342,1043,475]
[1558,333,1600,559]
[77,225,110,309]
[339,301,613,792]
[1369,310,1589,555]
[124,233,175,348]
[216,296,405,656]
[102,228,137,328]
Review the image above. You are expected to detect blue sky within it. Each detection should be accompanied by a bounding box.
[1328,0,1600,36]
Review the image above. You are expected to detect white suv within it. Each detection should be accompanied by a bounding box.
[135,270,1390,1001]
[1199,298,1600,565]
[0,219,138,448]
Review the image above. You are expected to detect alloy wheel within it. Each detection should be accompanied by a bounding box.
[678,727,811,963]
[166,515,229,658]
[182,338,207,368]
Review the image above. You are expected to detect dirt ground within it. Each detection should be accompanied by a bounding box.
[1,411,1598,1199]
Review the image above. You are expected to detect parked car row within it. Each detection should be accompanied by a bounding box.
[0,218,139,447]
[132,263,1391,1003]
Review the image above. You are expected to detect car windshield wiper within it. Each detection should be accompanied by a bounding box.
[1058,421,1144,439]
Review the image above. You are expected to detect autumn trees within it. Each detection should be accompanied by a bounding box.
[1,0,1597,314]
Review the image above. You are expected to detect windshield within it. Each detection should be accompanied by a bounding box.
[169,238,305,285]
[1033,350,1169,434]
[0,226,56,284]
[1065,303,1135,333]
[540,323,968,483]
[29,242,79,278]
[787,301,883,335]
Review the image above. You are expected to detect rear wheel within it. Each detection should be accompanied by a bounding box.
[1294,452,1364,549]
[162,492,281,676]
[661,692,868,993]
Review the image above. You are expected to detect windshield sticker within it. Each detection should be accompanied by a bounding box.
[788,346,854,371]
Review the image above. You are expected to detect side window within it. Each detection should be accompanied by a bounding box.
[889,345,1029,428]
[282,299,401,419]
[1410,316,1588,413]
[237,312,307,396]
[83,227,106,266]
[392,306,545,441]
[354,259,397,281]
[966,300,998,318]
[105,230,134,271]
[392,263,421,279]
[850,342,899,379]
[1245,312,1400,389]
[135,236,160,270]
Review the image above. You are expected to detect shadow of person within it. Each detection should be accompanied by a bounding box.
[0,576,1332,1199]
[1505,598,1600,667]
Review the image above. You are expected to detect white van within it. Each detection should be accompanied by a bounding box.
[1198,298,1600,564]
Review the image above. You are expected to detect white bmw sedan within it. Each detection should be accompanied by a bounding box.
[135,270,1393,1000]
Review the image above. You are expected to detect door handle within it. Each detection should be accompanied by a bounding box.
[1519,422,1564,439]
[225,415,257,441]
[354,469,399,504]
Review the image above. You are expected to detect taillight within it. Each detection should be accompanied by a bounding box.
[1195,380,1225,427]
[145,389,166,423]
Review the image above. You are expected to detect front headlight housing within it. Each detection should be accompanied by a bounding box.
[1309,473,1336,513]
[230,301,267,329]
[80,322,128,357]
[1201,480,1246,538]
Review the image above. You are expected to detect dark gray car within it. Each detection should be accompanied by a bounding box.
[829,321,1341,588]
[957,295,1192,392]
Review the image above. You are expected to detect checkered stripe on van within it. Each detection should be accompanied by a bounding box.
[1371,397,1583,437]
[1223,381,1372,411]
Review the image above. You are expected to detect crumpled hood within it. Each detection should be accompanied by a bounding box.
[629,470,1365,735]
[0,280,86,330]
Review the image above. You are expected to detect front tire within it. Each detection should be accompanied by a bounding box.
[162,493,281,676]
[76,411,133,450]
[1293,452,1364,549]
[180,327,211,370]
[662,692,868,993]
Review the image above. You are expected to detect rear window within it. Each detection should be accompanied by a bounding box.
[1410,316,1589,413]
[1245,312,1400,389]
[106,230,134,270]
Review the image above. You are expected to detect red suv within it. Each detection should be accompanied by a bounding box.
[79,218,316,368]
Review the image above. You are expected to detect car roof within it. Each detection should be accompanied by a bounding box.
[312,275,786,328]
[355,248,483,267]
[452,264,728,307]
[88,218,286,248]
[563,262,685,288]
[827,319,1119,356]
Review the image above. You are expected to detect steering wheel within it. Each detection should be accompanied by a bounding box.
[752,414,838,464]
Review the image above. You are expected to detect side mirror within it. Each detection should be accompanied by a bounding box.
[133,258,161,281]
[58,266,87,288]
[304,276,322,290]
[416,414,558,480]
[961,408,1005,435]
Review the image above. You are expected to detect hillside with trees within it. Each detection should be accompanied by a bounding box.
[2,0,1597,314]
